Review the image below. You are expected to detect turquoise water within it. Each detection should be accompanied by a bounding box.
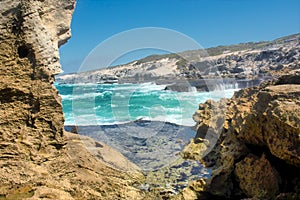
[55,82,236,126]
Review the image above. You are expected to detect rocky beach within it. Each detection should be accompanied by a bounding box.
[0,0,299,199]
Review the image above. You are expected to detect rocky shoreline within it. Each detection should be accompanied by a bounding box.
[56,33,299,94]
[56,33,299,89]
[1,0,299,199]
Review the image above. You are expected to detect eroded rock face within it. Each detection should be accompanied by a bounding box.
[234,154,280,199]
[0,0,75,171]
[1,0,75,75]
[0,1,148,199]
[181,74,300,199]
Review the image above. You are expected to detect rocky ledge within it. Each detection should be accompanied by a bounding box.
[180,73,300,199]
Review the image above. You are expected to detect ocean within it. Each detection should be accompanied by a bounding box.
[55,82,237,127]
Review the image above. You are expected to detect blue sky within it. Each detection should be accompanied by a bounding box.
[59,0,300,74]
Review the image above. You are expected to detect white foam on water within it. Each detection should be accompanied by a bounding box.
[59,83,238,127]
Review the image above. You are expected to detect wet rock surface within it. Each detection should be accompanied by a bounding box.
[66,121,196,171]
[66,121,211,196]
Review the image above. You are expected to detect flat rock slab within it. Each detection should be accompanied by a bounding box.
[65,120,196,171]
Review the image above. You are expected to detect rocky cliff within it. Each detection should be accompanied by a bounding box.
[180,73,300,199]
[0,1,148,199]
[56,34,300,86]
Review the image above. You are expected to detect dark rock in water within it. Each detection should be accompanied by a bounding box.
[163,80,209,92]
[164,83,198,92]
[163,78,265,93]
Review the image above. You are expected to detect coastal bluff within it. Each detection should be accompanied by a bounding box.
[181,73,300,199]
[1,0,299,199]
[0,1,149,199]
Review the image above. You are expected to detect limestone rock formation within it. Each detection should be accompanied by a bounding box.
[234,154,280,198]
[181,73,300,199]
[0,1,148,199]
[56,34,300,85]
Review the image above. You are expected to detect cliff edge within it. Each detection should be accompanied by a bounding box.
[0,1,147,199]
[181,73,300,199]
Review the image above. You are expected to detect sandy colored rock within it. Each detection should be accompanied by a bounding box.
[179,182,205,200]
[234,154,280,199]
[24,186,74,200]
[181,73,300,199]
[79,134,141,172]
[0,130,148,199]
[233,84,300,166]
[0,1,149,199]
